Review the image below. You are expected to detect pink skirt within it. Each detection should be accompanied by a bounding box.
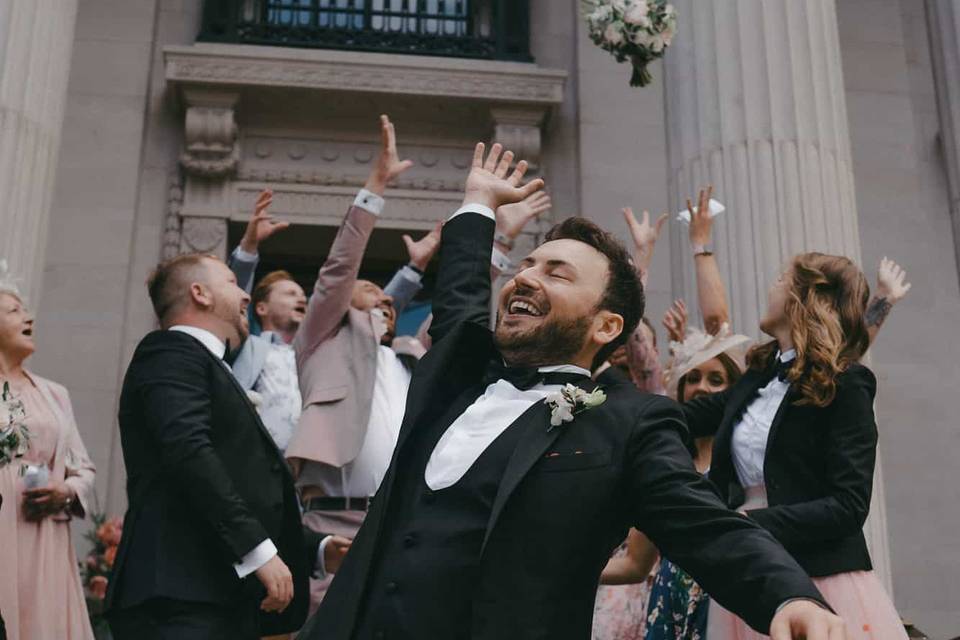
[706,487,907,640]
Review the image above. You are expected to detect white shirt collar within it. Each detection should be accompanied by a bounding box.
[537,364,592,377]
[259,330,287,346]
[778,349,797,363]
[169,325,226,359]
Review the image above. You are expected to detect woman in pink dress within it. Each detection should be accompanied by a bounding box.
[0,281,96,640]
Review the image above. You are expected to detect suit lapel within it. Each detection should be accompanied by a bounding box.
[480,377,599,556]
[197,340,296,484]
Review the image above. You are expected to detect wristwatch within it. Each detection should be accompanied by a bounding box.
[494,231,515,251]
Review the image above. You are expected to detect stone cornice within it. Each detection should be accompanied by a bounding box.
[164,43,566,105]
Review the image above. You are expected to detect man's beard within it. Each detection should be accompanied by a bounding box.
[494,312,592,367]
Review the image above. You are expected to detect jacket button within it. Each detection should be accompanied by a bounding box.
[271,462,281,473]
[422,491,435,505]
[385,581,399,594]
[402,534,418,548]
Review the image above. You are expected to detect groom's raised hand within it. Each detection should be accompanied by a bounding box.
[462,142,544,211]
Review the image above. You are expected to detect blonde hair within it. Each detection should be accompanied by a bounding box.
[747,252,870,407]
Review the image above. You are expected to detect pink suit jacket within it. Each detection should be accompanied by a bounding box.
[285,206,425,471]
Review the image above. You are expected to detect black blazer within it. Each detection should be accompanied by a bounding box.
[682,359,879,577]
[302,211,826,640]
[106,330,319,635]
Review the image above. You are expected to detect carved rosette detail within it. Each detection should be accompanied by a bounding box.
[181,217,227,254]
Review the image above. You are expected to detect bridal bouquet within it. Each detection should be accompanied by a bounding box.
[83,511,123,635]
[583,0,677,87]
[0,381,31,468]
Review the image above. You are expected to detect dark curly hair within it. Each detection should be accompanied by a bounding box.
[544,217,645,368]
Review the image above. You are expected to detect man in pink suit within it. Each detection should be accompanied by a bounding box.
[283,115,430,609]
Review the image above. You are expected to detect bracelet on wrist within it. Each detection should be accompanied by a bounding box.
[406,263,424,276]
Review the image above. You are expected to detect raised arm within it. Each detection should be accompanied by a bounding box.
[383,222,442,315]
[865,257,911,345]
[228,189,289,294]
[294,115,413,357]
[429,143,544,344]
[622,206,668,289]
[687,185,730,335]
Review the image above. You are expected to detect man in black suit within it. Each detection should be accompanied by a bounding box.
[106,254,321,640]
[300,143,848,640]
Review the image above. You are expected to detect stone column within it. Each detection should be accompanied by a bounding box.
[925,0,960,280]
[0,0,78,301]
[662,0,893,590]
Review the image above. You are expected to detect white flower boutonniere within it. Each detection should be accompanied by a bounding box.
[546,384,607,431]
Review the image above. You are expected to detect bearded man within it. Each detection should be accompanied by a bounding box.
[299,143,848,640]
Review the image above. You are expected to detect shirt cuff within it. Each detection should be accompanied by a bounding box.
[449,203,495,222]
[354,189,385,216]
[234,539,277,578]
[232,246,259,262]
[774,597,829,615]
[313,535,334,581]
[491,246,512,272]
[399,264,424,284]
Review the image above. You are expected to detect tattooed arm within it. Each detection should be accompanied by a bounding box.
[866,257,911,345]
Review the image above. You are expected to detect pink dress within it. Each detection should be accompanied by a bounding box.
[706,487,907,640]
[592,543,652,640]
[0,374,95,640]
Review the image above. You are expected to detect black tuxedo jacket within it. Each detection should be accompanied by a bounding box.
[683,360,879,577]
[304,211,826,639]
[106,330,318,635]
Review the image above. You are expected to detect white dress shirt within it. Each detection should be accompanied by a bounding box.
[730,349,796,488]
[424,364,591,490]
[253,332,302,452]
[315,344,412,498]
[168,325,278,578]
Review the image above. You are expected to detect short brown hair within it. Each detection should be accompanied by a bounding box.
[147,253,214,324]
[544,217,644,367]
[251,270,295,322]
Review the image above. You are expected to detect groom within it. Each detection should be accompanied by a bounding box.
[301,144,846,640]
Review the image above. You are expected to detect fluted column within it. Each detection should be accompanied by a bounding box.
[0,0,78,301]
[663,0,892,591]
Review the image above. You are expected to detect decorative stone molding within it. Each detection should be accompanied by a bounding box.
[491,107,547,168]
[179,89,240,178]
[162,172,184,260]
[164,44,566,106]
[232,182,461,230]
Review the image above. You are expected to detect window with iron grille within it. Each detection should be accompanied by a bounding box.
[199,0,532,61]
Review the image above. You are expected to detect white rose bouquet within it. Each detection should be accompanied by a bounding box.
[0,381,31,468]
[583,0,677,87]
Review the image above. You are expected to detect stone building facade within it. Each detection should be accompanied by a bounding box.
[1,0,958,634]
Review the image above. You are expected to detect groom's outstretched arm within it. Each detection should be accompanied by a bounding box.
[626,394,830,634]
[429,142,544,344]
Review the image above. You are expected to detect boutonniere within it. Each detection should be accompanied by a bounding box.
[546,383,606,431]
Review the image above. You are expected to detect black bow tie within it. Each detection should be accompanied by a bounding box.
[774,358,794,382]
[482,361,590,391]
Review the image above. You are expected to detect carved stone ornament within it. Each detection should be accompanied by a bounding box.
[178,89,240,179]
[162,172,184,260]
[491,107,547,168]
[181,217,227,254]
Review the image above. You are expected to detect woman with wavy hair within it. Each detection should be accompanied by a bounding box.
[680,252,906,639]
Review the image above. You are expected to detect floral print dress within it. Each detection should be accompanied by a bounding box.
[644,558,709,640]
